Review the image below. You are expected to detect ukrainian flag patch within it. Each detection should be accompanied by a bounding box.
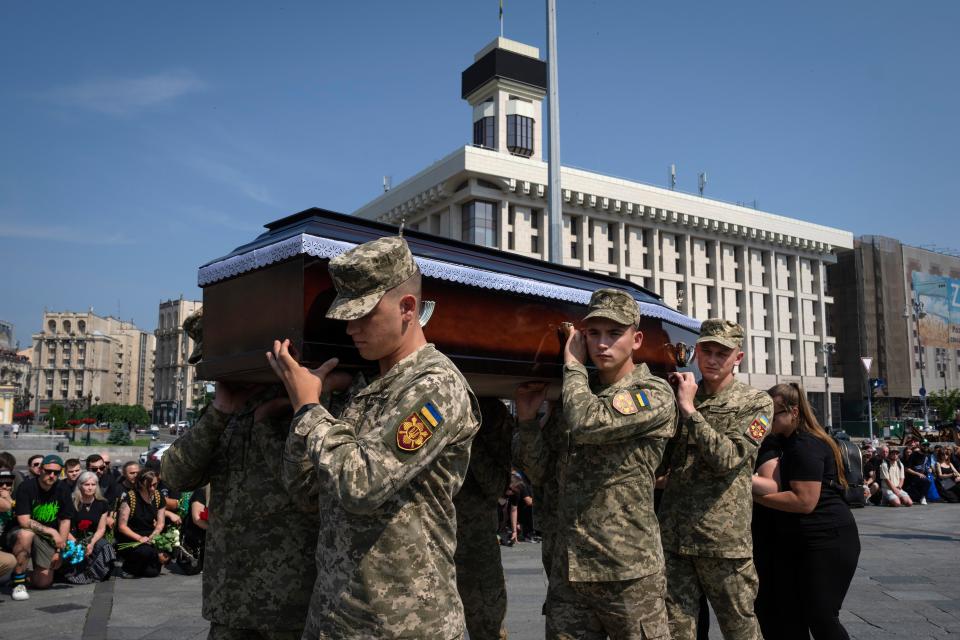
[748,414,770,442]
[395,400,444,453]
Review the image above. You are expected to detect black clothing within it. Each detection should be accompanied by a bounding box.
[774,524,860,640]
[12,477,74,529]
[117,489,160,541]
[773,431,860,640]
[903,452,931,502]
[178,489,207,575]
[752,434,783,640]
[98,473,121,510]
[778,433,855,533]
[72,499,108,538]
[116,489,163,578]
[158,480,180,503]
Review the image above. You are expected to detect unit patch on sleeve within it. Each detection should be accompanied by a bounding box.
[747,414,770,442]
[395,401,444,452]
[611,389,652,415]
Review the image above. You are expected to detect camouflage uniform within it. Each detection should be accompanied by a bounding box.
[161,387,318,639]
[283,236,481,640]
[514,409,562,581]
[454,397,513,640]
[543,289,678,640]
[658,319,773,640]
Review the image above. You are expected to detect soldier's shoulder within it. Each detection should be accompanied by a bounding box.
[729,380,771,405]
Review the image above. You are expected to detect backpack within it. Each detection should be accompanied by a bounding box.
[830,437,866,508]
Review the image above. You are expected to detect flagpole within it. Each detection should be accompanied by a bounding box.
[500,0,504,37]
[546,0,563,264]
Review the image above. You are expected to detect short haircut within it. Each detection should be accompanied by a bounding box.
[85,454,104,467]
[122,461,140,473]
[27,454,43,465]
[65,458,81,469]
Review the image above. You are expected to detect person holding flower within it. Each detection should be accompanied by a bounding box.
[65,471,116,584]
[115,470,167,578]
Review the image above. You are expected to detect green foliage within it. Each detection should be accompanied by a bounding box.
[82,403,151,427]
[106,422,132,445]
[48,404,66,431]
[928,389,960,425]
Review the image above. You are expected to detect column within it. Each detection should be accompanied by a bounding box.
[710,239,723,319]
[767,251,782,375]
[680,233,692,316]
[499,200,510,250]
[740,244,753,374]
[649,225,661,296]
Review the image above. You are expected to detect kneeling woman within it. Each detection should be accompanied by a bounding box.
[116,470,169,577]
[754,383,860,640]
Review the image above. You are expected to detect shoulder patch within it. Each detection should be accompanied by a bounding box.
[395,401,444,452]
[748,414,770,442]
[611,389,652,415]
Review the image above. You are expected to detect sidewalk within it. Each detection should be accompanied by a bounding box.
[1,503,958,639]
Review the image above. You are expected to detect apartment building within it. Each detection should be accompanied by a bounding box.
[153,297,203,425]
[30,311,156,415]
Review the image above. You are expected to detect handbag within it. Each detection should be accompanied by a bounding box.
[926,472,941,502]
[939,476,957,492]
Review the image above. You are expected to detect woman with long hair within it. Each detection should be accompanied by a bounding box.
[754,382,860,640]
[66,471,116,583]
[934,448,960,502]
[116,469,167,578]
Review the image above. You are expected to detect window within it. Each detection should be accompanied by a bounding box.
[461,200,498,248]
[473,117,495,149]
[506,114,534,157]
[530,211,540,253]
[48,319,56,333]
[569,216,580,260]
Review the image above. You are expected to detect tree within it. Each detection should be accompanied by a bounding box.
[48,404,66,432]
[106,422,132,445]
[928,389,960,426]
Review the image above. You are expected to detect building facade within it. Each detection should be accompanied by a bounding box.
[30,311,156,416]
[0,321,32,415]
[354,37,853,422]
[831,236,960,424]
[153,297,203,425]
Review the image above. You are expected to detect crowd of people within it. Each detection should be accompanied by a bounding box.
[0,449,208,601]
[861,439,960,506]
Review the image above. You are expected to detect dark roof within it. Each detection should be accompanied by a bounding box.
[462,47,547,99]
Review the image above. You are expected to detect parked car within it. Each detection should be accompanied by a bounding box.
[139,443,172,465]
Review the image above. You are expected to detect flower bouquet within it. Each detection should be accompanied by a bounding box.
[116,526,181,553]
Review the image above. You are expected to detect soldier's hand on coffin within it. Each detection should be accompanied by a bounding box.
[266,338,339,413]
[212,382,264,414]
[515,381,548,421]
[563,327,587,366]
[668,371,698,417]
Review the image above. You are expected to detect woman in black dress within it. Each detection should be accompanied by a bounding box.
[116,470,167,578]
[751,431,785,639]
[66,471,116,583]
[754,382,860,640]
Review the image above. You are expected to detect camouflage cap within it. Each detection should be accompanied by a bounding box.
[326,236,419,321]
[697,318,744,349]
[582,288,640,327]
[183,308,203,365]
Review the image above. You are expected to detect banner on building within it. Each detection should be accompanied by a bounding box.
[911,272,960,348]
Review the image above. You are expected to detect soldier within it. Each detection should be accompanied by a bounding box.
[454,397,514,640]
[519,288,678,639]
[269,236,481,640]
[161,309,321,640]
[659,319,774,640]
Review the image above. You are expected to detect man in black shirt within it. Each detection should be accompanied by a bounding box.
[8,454,74,601]
[87,454,120,527]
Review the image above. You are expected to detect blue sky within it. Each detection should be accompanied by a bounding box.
[2,1,958,348]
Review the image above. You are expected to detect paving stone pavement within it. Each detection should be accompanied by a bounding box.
[1,503,958,639]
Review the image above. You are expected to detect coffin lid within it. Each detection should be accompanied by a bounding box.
[197,207,701,333]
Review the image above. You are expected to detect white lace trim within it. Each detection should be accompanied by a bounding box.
[197,233,701,332]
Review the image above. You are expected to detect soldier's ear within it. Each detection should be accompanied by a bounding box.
[397,293,418,320]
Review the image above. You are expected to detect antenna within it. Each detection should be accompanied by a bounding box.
[499,0,504,37]
[669,164,677,190]
[383,176,392,192]
[698,171,707,196]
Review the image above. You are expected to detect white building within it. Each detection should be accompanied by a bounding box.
[354,37,854,412]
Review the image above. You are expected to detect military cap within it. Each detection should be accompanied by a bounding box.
[582,288,640,327]
[183,308,203,365]
[697,318,744,349]
[326,236,419,321]
[42,454,64,467]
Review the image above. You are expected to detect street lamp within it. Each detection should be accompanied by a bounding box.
[821,343,835,428]
[906,280,947,430]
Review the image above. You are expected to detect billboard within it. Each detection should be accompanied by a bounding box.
[911,272,960,348]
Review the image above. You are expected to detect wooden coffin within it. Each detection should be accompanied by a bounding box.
[196,208,701,397]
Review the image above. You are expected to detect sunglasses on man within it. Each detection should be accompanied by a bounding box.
[30,462,41,467]
[41,467,61,476]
